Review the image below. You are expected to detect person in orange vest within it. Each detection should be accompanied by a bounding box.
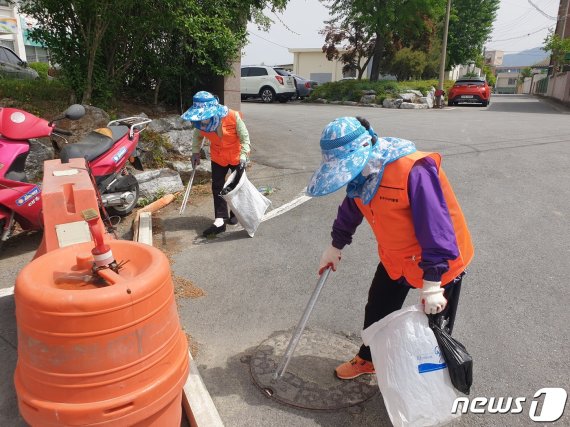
[307,116,474,380]
[181,91,251,236]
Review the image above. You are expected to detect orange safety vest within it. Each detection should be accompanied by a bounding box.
[355,151,474,288]
[199,110,243,167]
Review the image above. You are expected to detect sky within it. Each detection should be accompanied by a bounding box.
[242,0,562,66]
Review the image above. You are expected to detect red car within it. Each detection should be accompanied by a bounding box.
[448,77,491,107]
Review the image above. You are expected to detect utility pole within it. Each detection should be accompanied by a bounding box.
[436,0,452,108]
[560,0,570,39]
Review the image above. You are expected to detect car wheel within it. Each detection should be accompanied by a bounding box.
[260,87,275,103]
[482,100,489,107]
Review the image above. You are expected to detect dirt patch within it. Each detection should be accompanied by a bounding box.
[190,184,211,197]
[183,329,199,358]
[173,275,206,299]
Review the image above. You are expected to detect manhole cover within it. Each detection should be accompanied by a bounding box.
[250,329,378,410]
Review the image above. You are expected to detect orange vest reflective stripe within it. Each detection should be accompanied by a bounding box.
[355,151,474,288]
[199,110,243,167]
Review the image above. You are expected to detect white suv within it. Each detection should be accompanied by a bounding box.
[240,65,296,103]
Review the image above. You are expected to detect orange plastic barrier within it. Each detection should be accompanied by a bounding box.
[36,158,111,258]
[14,240,189,426]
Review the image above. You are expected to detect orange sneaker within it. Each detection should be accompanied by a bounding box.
[335,355,375,380]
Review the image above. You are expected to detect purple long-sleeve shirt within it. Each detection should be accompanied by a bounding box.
[331,157,459,282]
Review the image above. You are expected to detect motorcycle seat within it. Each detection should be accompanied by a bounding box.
[60,126,129,163]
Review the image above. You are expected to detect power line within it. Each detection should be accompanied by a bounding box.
[248,32,290,50]
[489,25,554,42]
[527,0,557,20]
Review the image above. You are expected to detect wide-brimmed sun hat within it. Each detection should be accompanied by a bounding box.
[181,91,228,122]
[306,117,373,197]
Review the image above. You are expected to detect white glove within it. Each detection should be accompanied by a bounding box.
[319,245,341,275]
[420,280,447,314]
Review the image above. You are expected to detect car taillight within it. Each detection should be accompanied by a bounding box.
[275,76,284,85]
[304,82,311,88]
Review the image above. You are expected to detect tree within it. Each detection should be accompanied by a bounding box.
[447,0,500,67]
[321,0,443,81]
[18,0,119,103]
[19,0,290,105]
[543,32,570,72]
[386,47,427,80]
[518,67,532,84]
[320,22,374,79]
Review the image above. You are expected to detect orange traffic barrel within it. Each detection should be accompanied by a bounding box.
[14,240,189,426]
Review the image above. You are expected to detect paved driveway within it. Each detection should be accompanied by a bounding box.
[1,95,569,426]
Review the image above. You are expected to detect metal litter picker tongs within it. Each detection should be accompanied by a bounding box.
[272,267,332,380]
[179,166,197,215]
[179,140,204,215]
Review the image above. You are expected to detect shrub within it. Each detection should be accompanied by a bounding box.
[0,79,73,117]
[140,129,173,169]
[29,62,50,80]
[310,78,459,104]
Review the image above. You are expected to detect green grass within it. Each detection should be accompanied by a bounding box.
[0,79,73,118]
[28,62,50,81]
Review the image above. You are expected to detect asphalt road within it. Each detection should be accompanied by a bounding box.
[1,95,569,426]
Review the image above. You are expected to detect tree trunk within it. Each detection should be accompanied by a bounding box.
[83,46,96,104]
[154,79,161,106]
[369,32,384,82]
[358,56,373,80]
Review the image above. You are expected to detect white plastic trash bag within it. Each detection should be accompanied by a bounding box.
[361,304,459,427]
[221,170,271,237]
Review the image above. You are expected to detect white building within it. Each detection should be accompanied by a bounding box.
[289,48,359,83]
[0,1,49,62]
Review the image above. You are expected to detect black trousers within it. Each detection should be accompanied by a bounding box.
[211,161,239,219]
[358,263,463,361]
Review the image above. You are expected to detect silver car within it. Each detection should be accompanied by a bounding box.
[0,46,39,80]
[274,68,318,99]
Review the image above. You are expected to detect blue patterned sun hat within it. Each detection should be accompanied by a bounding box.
[180,91,229,122]
[306,117,373,197]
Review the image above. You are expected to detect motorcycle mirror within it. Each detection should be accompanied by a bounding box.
[65,104,86,121]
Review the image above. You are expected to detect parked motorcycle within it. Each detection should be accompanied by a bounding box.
[0,105,80,248]
[0,104,150,248]
[56,111,151,217]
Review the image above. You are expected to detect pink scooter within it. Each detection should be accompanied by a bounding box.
[0,104,150,249]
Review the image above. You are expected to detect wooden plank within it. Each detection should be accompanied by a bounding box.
[136,212,153,246]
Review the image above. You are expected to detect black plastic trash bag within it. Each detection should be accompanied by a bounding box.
[220,167,244,196]
[429,315,473,395]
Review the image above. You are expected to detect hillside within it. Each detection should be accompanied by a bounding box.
[502,47,550,67]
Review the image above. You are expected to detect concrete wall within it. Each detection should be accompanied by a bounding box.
[522,77,532,94]
[447,64,482,81]
[291,50,344,83]
[223,60,241,111]
[546,72,570,103]
[290,48,372,83]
